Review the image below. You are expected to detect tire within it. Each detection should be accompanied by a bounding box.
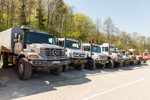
[126,61,130,66]
[85,59,95,70]
[62,65,69,72]
[123,61,128,67]
[105,59,114,68]
[50,66,63,75]
[143,60,146,63]
[129,61,134,66]
[115,62,121,67]
[18,58,32,80]
[74,63,85,70]
[96,64,105,69]
[137,61,141,65]
[1,53,9,68]
[135,60,138,65]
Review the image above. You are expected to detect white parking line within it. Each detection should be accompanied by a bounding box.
[82,78,144,100]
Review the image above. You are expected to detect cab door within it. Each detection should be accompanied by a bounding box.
[14,34,23,55]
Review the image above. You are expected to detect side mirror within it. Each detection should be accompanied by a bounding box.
[56,38,59,45]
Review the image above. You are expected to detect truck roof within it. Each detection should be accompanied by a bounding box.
[82,43,100,46]
[58,38,79,42]
[128,49,137,52]
[27,29,54,36]
[101,43,115,47]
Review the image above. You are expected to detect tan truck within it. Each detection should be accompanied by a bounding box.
[0,26,69,80]
[126,49,142,65]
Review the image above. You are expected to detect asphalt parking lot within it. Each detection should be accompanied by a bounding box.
[0,62,149,100]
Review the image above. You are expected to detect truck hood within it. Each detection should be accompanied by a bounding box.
[102,51,122,59]
[91,52,107,60]
[27,43,63,49]
[65,48,86,58]
[26,43,64,53]
[111,52,123,59]
[66,48,85,55]
[122,55,129,60]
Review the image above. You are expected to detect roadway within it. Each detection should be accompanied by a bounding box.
[0,62,150,100]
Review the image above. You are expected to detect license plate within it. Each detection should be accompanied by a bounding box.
[52,61,60,64]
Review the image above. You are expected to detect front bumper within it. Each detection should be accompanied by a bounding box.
[95,60,108,64]
[70,58,87,65]
[30,59,70,69]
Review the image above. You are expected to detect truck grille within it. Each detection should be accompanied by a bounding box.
[73,53,85,58]
[117,55,122,59]
[100,56,107,60]
[40,48,65,58]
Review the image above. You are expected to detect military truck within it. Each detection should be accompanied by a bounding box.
[0,26,69,80]
[81,43,108,70]
[100,43,123,68]
[127,49,142,65]
[57,38,87,71]
[118,50,130,66]
[142,51,150,63]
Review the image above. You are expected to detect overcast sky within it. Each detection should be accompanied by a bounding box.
[64,0,150,36]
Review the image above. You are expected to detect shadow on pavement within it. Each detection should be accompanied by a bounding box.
[119,63,149,71]
[0,68,91,100]
[0,63,149,100]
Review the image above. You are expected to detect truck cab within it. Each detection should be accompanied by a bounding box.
[118,50,130,66]
[0,26,69,80]
[127,49,142,65]
[57,38,87,71]
[142,51,150,63]
[81,43,108,70]
[100,43,123,68]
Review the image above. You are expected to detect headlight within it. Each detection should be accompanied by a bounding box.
[29,55,38,58]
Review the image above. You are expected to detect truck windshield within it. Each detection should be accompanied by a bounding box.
[109,46,116,52]
[65,40,80,49]
[119,51,125,55]
[26,32,56,45]
[92,45,101,53]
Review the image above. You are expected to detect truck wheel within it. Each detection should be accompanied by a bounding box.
[85,59,95,70]
[130,61,134,66]
[123,61,127,67]
[18,58,32,80]
[1,53,9,68]
[63,65,69,72]
[74,63,85,70]
[135,60,138,65]
[143,60,146,63]
[115,62,121,67]
[51,66,63,75]
[105,59,114,68]
[137,61,141,65]
[96,64,105,69]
